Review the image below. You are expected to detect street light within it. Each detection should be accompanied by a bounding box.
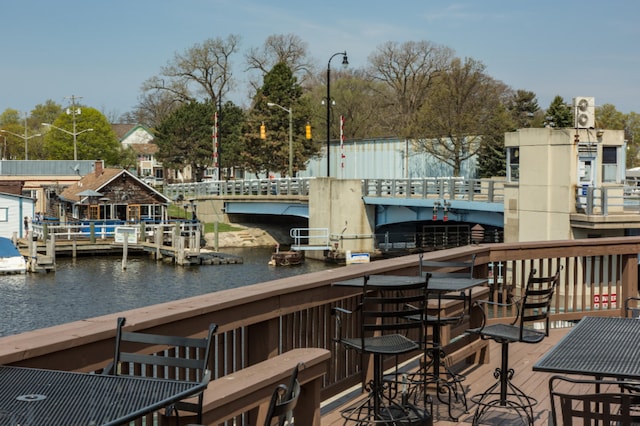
[266,102,293,178]
[1,114,41,160]
[42,123,94,160]
[326,51,348,177]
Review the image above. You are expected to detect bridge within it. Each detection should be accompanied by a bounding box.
[165,176,640,259]
[165,177,506,228]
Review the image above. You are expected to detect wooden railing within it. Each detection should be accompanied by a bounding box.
[0,237,638,424]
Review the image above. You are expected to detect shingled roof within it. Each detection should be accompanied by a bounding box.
[59,167,122,203]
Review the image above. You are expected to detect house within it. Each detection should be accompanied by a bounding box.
[112,124,165,185]
[56,161,171,223]
[0,192,35,239]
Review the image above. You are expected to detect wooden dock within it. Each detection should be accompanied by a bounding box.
[17,237,243,270]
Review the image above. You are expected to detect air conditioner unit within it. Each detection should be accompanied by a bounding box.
[574,97,595,128]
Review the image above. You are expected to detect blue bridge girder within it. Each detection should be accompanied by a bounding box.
[364,197,504,228]
[224,201,310,218]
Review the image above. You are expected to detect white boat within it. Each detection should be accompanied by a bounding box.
[0,237,26,274]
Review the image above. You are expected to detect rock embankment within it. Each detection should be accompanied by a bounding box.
[204,225,279,248]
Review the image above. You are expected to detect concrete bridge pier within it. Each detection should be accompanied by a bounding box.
[307,178,376,261]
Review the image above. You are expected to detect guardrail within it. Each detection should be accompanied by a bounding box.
[164,178,313,200]
[31,220,201,243]
[362,178,505,203]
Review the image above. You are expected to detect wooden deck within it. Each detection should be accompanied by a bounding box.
[321,326,572,425]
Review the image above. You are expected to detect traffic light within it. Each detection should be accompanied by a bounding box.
[305,123,312,139]
[260,123,266,140]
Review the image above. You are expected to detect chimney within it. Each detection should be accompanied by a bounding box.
[95,160,104,177]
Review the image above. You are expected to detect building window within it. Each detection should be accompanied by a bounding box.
[601,146,619,183]
[507,147,519,182]
[0,207,7,222]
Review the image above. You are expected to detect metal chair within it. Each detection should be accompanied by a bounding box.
[104,317,217,425]
[468,267,561,426]
[333,274,431,424]
[264,363,303,426]
[549,375,640,425]
[626,296,640,318]
[414,253,476,420]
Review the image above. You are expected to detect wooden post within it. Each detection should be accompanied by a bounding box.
[122,234,128,270]
[214,222,219,252]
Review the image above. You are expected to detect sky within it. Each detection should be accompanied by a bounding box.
[2,0,640,119]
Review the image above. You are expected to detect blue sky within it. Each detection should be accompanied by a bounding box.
[3,0,640,118]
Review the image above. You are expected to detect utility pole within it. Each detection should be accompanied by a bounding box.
[65,95,83,161]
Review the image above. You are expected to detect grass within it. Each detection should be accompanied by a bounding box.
[168,203,243,233]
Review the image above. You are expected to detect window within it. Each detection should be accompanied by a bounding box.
[601,146,619,183]
[507,148,520,182]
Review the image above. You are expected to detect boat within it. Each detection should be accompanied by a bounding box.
[0,237,27,274]
[268,246,304,267]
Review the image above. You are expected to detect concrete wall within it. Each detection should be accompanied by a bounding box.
[504,128,626,242]
[307,178,375,260]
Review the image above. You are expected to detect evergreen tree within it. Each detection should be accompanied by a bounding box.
[545,96,572,128]
[155,101,216,182]
[243,62,316,177]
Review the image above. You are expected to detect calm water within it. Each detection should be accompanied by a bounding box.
[0,248,337,337]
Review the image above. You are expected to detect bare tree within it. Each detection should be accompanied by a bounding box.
[124,89,183,128]
[414,57,509,176]
[367,40,454,136]
[245,34,314,90]
[148,34,241,106]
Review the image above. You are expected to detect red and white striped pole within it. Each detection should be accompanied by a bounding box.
[340,115,345,178]
[212,112,219,180]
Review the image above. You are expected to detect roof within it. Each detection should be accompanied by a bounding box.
[59,168,122,202]
[111,124,154,143]
[59,168,171,204]
[0,192,34,201]
[111,124,137,140]
[130,143,158,155]
[0,160,96,176]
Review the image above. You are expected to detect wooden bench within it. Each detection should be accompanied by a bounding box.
[170,347,330,426]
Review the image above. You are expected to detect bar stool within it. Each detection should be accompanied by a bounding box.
[414,253,476,420]
[467,267,561,425]
[333,274,431,424]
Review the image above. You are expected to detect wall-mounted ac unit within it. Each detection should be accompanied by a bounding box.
[573,97,595,128]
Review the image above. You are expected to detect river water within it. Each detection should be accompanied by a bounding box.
[0,248,338,337]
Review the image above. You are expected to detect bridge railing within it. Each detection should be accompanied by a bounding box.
[164,177,314,200]
[361,177,504,202]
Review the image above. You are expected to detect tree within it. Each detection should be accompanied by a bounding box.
[0,109,43,160]
[245,33,314,89]
[545,95,572,128]
[477,104,512,177]
[414,57,509,176]
[217,101,247,174]
[305,69,388,141]
[506,90,540,129]
[155,101,216,182]
[367,40,454,137]
[123,89,182,128]
[243,62,316,177]
[43,107,120,164]
[146,34,241,106]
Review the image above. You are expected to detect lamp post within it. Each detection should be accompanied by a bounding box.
[326,51,348,177]
[1,135,6,160]
[42,123,94,160]
[266,102,293,178]
[1,114,41,160]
